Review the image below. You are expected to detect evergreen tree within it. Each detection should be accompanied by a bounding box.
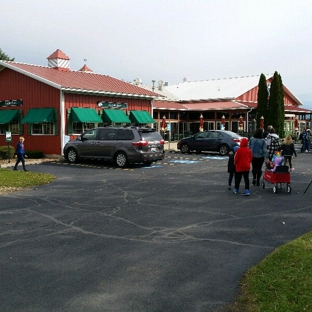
[257,73,269,128]
[267,71,285,136]
[276,73,285,137]
[0,48,14,61]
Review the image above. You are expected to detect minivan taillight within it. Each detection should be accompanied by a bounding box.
[132,140,148,147]
[232,138,241,143]
[159,139,165,145]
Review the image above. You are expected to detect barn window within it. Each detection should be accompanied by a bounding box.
[0,122,19,135]
[73,122,95,134]
[21,108,58,136]
[32,122,54,134]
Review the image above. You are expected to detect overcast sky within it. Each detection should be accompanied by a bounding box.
[2,0,312,108]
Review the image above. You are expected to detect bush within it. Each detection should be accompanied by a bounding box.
[0,146,15,159]
[0,146,44,159]
[26,150,45,159]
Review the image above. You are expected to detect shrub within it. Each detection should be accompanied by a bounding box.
[0,146,15,159]
[0,146,44,159]
[26,150,45,159]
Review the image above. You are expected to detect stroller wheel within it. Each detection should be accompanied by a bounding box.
[287,184,291,194]
[273,185,277,193]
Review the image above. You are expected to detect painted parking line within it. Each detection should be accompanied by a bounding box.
[168,159,201,164]
[142,164,164,169]
[201,156,229,160]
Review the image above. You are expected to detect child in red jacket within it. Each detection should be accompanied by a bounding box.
[234,138,253,196]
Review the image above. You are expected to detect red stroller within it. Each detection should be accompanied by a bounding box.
[262,165,291,194]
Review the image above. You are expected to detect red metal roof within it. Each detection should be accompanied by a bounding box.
[0,61,162,98]
[153,100,250,111]
[183,101,249,110]
[153,100,187,110]
[284,105,312,113]
[47,49,70,60]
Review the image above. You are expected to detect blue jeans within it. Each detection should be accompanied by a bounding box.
[301,140,310,152]
[14,153,26,169]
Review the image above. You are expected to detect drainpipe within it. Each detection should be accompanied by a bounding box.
[151,98,154,129]
[60,90,65,155]
[247,108,253,136]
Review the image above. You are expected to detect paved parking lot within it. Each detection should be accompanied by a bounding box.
[1,152,312,311]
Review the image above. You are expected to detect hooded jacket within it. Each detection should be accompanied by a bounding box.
[234,138,253,172]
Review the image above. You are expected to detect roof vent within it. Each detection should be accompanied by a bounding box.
[79,64,93,73]
[47,49,70,71]
[134,78,142,85]
[158,80,164,91]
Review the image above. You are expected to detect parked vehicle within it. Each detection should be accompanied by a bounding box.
[177,130,242,156]
[63,126,165,167]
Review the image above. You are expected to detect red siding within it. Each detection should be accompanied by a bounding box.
[236,86,258,102]
[0,68,153,155]
[64,93,151,112]
[0,68,61,154]
[236,84,298,107]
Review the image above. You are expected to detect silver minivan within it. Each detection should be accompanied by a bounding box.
[63,126,165,167]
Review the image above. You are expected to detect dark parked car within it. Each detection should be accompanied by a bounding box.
[63,126,165,167]
[177,130,243,156]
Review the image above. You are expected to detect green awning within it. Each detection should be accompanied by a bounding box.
[129,110,155,124]
[102,110,131,123]
[71,107,102,123]
[0,109,19,124]
[21,108,55,124]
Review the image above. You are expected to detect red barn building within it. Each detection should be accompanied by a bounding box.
[0,49,160,155]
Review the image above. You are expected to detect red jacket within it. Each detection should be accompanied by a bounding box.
[234,138,253,172]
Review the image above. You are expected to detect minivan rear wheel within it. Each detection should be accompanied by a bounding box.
[115,152,128,168]
[67,148,79,163]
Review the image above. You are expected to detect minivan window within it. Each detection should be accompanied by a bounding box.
[97,128,117,140]
[82,129,97,140]
[140,131,162,141]
[116,129,134,140]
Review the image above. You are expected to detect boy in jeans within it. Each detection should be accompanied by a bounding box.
[13,136,28,171]
[234,138,253,196]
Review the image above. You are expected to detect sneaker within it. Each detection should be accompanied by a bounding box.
[24,169,29,172]
[228,186,232,190]
[241,190,250,196]
[13,168,17,171]
[233,188,239,194]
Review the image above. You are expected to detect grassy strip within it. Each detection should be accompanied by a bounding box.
[226,231,312,312]
[0,168,55,189]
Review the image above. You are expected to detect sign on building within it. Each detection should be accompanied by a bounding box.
[97,101,127,109]
[0,99,23,107]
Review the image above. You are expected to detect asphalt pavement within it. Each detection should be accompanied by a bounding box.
[1,150,312,312]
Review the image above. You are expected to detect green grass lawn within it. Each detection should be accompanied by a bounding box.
[226,231,312,312]
[0,168,55,190]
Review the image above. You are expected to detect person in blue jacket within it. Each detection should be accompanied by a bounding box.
[13,136,28,171]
